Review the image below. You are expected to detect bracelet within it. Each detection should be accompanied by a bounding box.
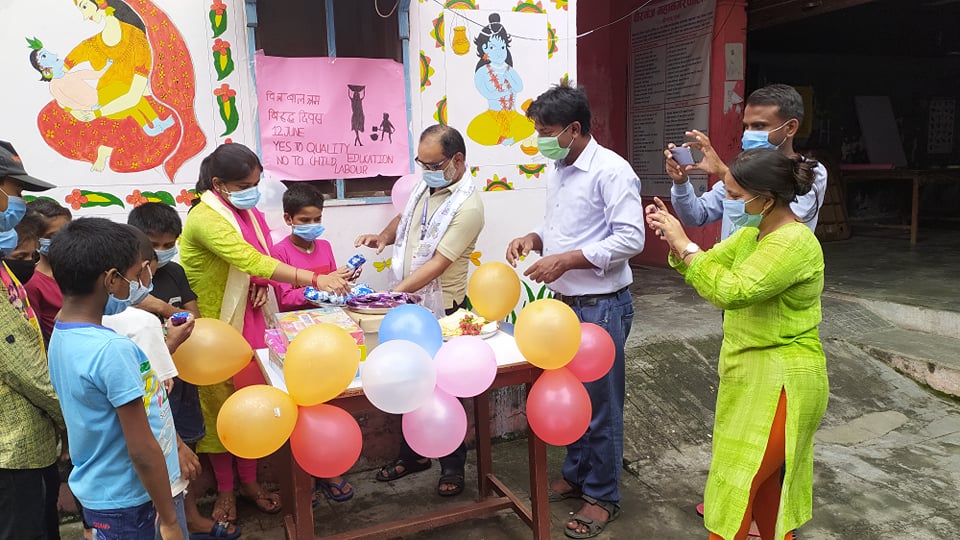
[294,268,301,288]
[311,272,319,289]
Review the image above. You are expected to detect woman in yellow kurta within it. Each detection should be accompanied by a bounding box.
[180,143,350,526]
[646,148,828,540]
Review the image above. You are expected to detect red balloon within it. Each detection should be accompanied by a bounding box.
[290,404,362,478]
[566,323,616,383]
[526,368,592,446]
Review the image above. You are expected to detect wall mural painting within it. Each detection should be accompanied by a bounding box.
[30,0,205,181]
[444,8,549,167]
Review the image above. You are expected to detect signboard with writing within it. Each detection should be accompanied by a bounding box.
[628,0,716,198]
[254,53,411,180]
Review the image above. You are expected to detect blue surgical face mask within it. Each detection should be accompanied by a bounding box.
[155,246,178,268]
[38,237,52,257]
[104,268,154,316]
[422,159,455,189]
[0,192,27,232]
[225,185,261,210]
[0,229,18,257]
[723,196,764,232]
[293,223,326,242]
[741,121,790,151]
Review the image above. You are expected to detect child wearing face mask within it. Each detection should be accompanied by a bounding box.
[23,199,73,344]
[271,183,354,313]
[269,182,356,502]
[48,218,185,540]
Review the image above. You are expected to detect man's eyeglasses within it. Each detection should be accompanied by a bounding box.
[414,156,452,172]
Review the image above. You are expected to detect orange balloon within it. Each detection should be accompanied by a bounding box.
[284,324,361,406]
[172,318,253,385]
[514,299,582,369]
[217,385,298,459]
[468,262,522,321]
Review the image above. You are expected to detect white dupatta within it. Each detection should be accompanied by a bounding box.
[200,190,279,333]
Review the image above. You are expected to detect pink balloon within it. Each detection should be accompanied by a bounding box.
[391,174,421,213]
[526,368,591,446]
[434,336,497,398]
[566,323,616,383]
[402,389,467,458]
[290,404,362,478]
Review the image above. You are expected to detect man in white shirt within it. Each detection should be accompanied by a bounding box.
[507,83,645,539]
[661,84,827,240]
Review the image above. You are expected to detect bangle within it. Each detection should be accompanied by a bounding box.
[294,269,301,288]
[311,272,319,289]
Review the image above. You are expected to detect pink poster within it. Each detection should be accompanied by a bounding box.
[254,53,410,180]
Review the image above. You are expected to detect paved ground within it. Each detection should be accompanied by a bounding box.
[60,229,960,539]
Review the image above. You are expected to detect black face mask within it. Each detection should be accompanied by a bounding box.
[3,258,36,284]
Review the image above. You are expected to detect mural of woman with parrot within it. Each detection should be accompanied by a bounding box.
[34,0,205,181]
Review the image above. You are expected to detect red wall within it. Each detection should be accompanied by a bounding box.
[578,0,747,267]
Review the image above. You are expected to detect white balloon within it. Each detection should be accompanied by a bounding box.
[360,340,436,414]
[256,178,288,243]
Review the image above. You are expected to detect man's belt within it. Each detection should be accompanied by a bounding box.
[552,286,629,307]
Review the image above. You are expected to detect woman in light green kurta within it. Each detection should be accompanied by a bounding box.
[180,143,349,525]
[646,148,828,540]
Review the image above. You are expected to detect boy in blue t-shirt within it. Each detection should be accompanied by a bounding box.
[48,218,183,540]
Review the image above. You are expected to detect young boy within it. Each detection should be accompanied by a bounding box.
[23,198,72,343]
[128,203,200,319]
[271,183,354,312]
[270,183,355,502]
[126,203,230,538]
[5,209,43,285]
[47,218,184,540]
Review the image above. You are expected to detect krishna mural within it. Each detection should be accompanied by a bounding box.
[32,0,205,181]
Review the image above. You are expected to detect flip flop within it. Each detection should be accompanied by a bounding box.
[317,477,354,502]
[239,488,282,514]
[189,521,241,540]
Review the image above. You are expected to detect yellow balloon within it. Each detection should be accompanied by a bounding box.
[284,324,361,406]
[468,262,522,321]
[217,385,298,459]
[514,299,582,369]
[172,318,253,385]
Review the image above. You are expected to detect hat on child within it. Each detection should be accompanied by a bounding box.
[0,141,55,191]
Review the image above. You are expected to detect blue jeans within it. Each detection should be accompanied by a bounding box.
[84,492,186,540]
[560,289,634,506]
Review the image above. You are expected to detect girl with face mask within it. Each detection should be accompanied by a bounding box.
[179,143,350,527]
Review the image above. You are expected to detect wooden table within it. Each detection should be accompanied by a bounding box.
[255,332,549,539]
[841,168,960,246]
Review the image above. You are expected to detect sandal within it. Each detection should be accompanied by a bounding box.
[211,491,237,524]
[437,469,464,497]
[564,495,621,539]
[317,477,354,502]
[375,458,432,482]
[548,478,582,502]
[189,521,241,540]
[239,487,282,514]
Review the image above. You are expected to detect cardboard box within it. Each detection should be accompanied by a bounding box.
[269,306,367,367]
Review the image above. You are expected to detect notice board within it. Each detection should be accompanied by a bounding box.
[628,0,716,198]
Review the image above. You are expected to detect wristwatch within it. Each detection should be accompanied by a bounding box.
[680,242,700,260]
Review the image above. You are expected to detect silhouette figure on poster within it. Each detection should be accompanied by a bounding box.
[372,112,395,143]
[466,13,534,147]
[348,84,366,146]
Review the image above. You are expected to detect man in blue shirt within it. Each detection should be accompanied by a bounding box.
[661,84,827,240]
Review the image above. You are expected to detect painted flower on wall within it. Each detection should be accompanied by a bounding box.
[176,189,199,207]
[518,163,546,178]
[214,83,239,136]
[484,174,514,191]
[434,96,448,125]
[212,38,235,80]
[513,1,545,13]
[550,0,568,10]
[430,13,445,49]
[210,0,228,38]
[419,51,436,91]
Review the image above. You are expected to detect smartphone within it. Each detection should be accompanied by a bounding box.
[170,312,190,326]
[670,146,695,166]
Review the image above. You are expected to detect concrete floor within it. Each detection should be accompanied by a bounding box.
[60,229,960,539]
